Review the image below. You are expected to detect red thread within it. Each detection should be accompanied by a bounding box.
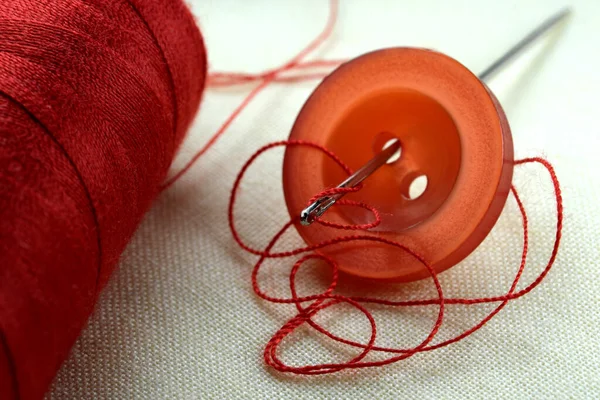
[162,0,342,190]
[207,59,345,87]
[228,141,562,373]
[0,1,206,398]
[156,0,562,377]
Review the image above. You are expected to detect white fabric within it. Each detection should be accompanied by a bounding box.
[48,0,600,398]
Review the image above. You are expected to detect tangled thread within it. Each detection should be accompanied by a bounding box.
[228,141,562,374]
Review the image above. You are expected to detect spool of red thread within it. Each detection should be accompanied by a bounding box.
[0,1,206,398]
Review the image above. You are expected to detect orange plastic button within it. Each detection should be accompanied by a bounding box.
[283,48,514,282]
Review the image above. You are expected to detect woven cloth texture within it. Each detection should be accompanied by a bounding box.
[48,0,600,398]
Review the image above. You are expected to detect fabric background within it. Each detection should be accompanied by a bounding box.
[48,0,599,398]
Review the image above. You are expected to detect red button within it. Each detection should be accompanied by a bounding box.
[283,48,514,282]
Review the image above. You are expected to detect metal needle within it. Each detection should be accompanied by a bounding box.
[300,8,571,226]
[300,140,400,225]
[478,8,571,81]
